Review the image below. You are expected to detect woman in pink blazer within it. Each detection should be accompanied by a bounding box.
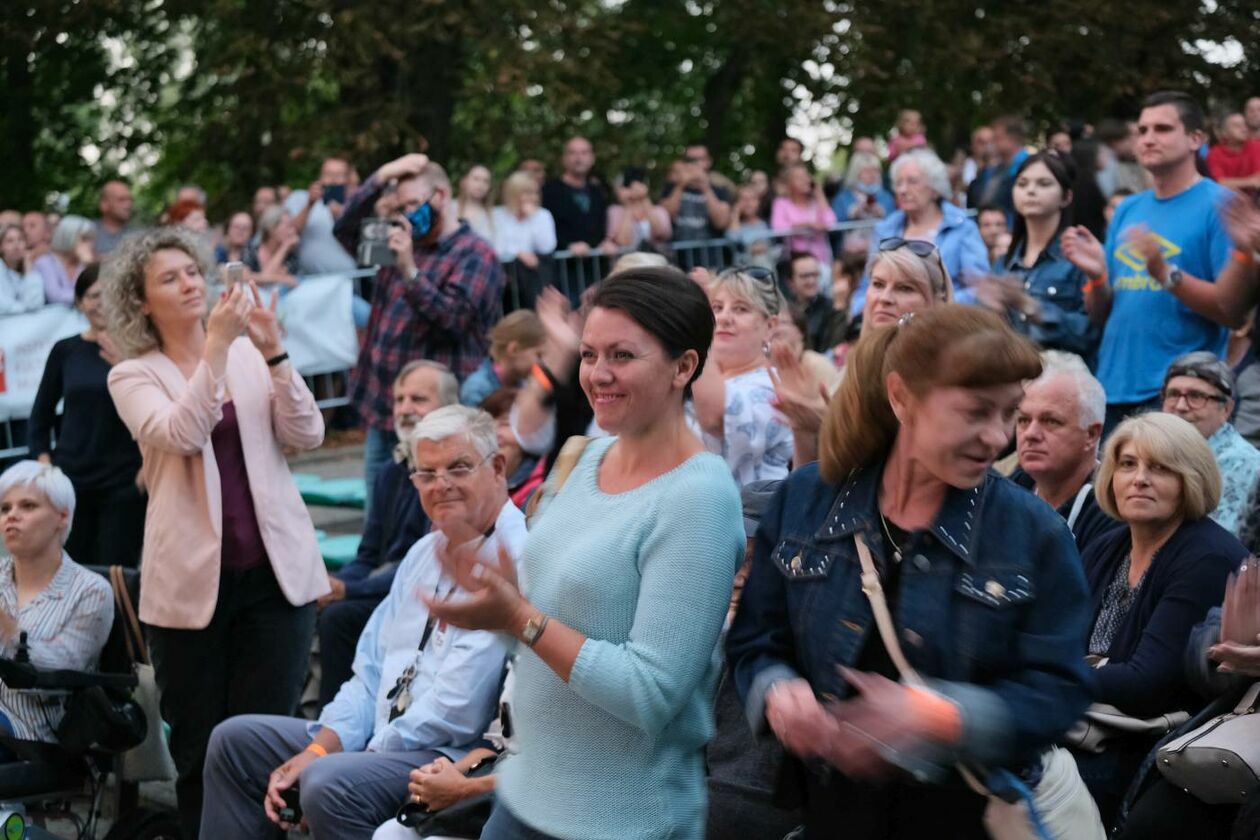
[103,227,329,838]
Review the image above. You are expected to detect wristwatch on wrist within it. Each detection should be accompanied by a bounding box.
[1164,266,1183,290]
[519,612,550,648]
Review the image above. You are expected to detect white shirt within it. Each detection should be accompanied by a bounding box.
[315,499,528,755]
[491,206,557,262]
[0,264,45,315]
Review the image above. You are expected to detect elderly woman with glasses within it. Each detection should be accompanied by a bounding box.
[692,266,795,486]
[1159,352,1260,536]
[849,148,990,316]
[1072,412,1247,824]
[771,239,952,466]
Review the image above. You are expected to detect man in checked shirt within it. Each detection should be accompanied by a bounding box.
[336,153,505,513]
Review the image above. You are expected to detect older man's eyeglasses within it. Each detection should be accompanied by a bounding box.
[1161,388,1227,410]
[410,454,493,486]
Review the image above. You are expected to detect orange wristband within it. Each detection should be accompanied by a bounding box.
[905,685,963,745]
[1082,274,1107,294]
[1234,249,1256,267]
[530,364,554,394]
[304,742,328,758]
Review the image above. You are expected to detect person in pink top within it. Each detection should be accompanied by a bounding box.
[103,226,329,838]
[771,164,838,273]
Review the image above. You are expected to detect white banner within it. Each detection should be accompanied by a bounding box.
[274,273,359,377]
[0,306,89,421]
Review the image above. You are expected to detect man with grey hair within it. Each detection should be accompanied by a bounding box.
[316,359,459,710]
[1012,351,1119,553]
[202,404,525,838]
[1160,350,1260,534]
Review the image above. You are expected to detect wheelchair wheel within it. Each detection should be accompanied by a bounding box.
[103,807,182,840]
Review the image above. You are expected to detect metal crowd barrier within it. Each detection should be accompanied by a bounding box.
[1,221,886,461]
[499,217,882,312]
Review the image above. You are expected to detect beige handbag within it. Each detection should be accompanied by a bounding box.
[852,534,1104,840]
[109,566,178,783]
[1157,681,1260,804]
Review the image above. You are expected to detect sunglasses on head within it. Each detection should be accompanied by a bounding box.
[878,238,938,258]
[721,265,776,285]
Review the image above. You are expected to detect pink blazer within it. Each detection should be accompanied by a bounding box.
[108,338,331,629]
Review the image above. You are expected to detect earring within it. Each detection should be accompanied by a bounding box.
[762,341,771,357]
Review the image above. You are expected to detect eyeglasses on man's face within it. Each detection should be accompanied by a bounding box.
[410,453,493,486]
[1160,387,1227,410]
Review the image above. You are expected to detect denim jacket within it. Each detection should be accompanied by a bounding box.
[1002,236,1098,360]
[727,462,1092,771]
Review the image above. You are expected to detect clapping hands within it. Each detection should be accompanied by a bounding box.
[1210,557,1260,676]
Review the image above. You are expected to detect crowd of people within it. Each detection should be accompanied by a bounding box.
[4,89,1260,840]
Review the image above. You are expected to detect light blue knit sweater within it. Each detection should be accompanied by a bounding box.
[496,435,744,840]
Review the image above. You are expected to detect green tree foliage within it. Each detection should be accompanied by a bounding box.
[1,0,1257,216]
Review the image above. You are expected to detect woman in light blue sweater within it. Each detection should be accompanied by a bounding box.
[428,267,745,840]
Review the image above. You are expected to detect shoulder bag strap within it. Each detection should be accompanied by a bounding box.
[854,533,1002,801]
[110,565,149,666]
[1066,483,1092,530]
[1235,681,1260,715]
[853,532,924,688]
[525,435,591,519]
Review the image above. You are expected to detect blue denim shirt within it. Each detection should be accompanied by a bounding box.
[1001,236,1098,361]
[727,462,1092,771]
[849,201,991,315]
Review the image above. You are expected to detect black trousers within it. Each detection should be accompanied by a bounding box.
[1117,775,1237,840]
[316,595,383,710]
[803,766,988,839]
[148,563,315,840]
[65,481,146,568]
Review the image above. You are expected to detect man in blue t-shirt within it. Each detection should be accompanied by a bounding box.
[1063,91,1232,436]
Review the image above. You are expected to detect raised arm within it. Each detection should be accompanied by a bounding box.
[107,285,253,454]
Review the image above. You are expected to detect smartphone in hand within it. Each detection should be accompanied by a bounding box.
[224,261,246,288]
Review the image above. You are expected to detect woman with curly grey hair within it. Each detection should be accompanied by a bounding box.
[102,226,330,838]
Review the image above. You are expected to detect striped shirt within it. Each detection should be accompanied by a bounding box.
[0,555,113,742]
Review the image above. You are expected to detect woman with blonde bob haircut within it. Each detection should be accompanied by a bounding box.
[729,305,1094,838]
[1072,412,1247,824]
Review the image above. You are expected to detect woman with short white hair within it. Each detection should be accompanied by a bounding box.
[831,151,896,254]
[850,148,989,314]
[32,215,96,305]
[0,460,114,744]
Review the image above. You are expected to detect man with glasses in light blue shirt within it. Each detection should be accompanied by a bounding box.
[200,406,526,839]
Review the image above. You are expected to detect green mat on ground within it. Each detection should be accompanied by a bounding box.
[318,534,362,569]
[293,473,367,509]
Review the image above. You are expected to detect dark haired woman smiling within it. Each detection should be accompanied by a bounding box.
[427,267,746,840]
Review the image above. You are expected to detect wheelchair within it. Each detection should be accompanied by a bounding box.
[0,566,181,839]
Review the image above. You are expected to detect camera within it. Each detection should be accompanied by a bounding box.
[357,217,396,267]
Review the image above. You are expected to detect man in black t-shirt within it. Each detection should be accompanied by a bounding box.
[541,136,616,255]
[661,142,733,243]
